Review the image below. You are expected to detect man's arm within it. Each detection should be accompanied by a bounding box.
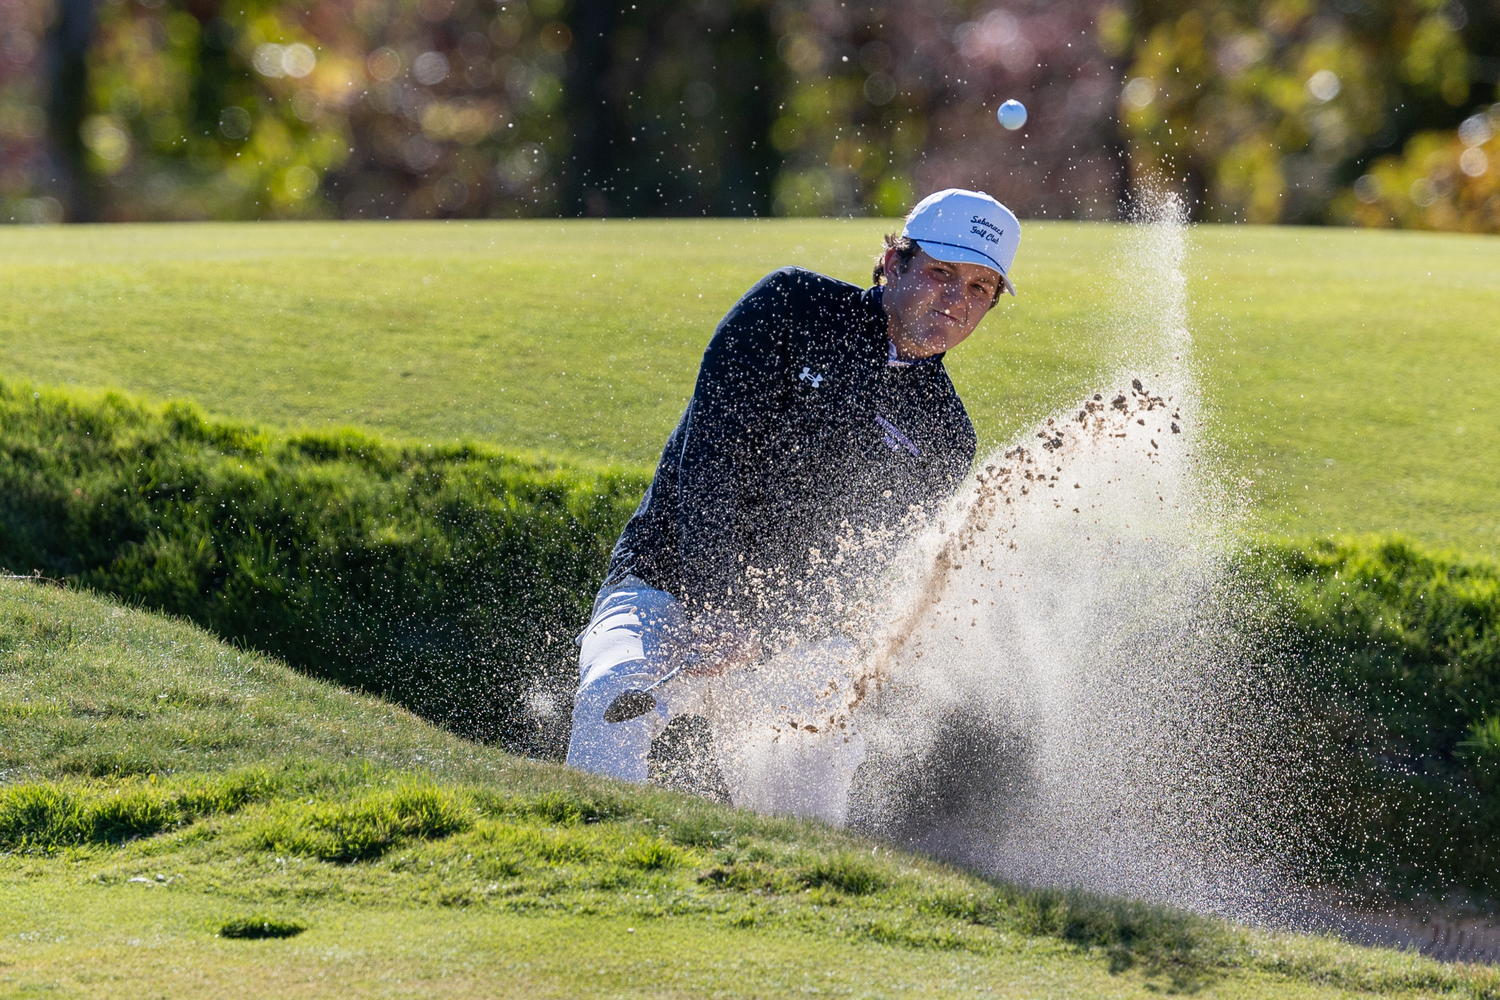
[675,269,800,615]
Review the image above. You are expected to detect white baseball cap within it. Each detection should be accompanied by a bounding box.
[902,188,1020,296]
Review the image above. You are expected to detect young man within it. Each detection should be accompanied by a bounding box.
[567,189,1021,785]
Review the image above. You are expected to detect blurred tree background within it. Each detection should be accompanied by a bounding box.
[1,0,1496,228]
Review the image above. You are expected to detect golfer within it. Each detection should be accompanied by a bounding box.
[567,189,1021,783]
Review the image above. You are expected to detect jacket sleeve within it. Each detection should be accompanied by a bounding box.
[675,269,798,611]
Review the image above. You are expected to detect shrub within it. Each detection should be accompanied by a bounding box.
[0,380,648,756]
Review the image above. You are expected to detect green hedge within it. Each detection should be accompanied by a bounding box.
[1256,535,1500,898]
[0,380,648,756]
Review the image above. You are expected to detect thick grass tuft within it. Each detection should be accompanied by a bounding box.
[0,784,177,850]
[246,785,473,863]
[515,790,610,826]
[1012,888,1221,975]
[623,836,682,870]
[797,851,888,895]
[0,770,285,851]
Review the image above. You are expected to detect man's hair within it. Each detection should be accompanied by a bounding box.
[872,233,919,286]
[873,233,1003,305]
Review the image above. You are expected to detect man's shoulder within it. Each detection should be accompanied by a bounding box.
[747,266,866,304]
[712,267,879,365]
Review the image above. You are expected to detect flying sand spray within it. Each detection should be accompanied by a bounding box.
[674,193,1337,925]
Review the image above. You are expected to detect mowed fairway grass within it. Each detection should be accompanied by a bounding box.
[1,220,1496,552]
[4,578,1498,999]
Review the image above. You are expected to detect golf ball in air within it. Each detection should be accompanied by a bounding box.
[997,99,1027,130]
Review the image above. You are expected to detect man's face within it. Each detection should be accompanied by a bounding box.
[883,247,1000,359]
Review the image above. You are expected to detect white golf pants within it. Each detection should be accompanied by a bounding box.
[565,576,868,824]
[565,576,691,783]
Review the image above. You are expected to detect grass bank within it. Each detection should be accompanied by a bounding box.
[1,220,1496,552]
[2,578,1497,999]
[1255,536,1500,898]
[2,377,1497,900]
[0,377,646,754]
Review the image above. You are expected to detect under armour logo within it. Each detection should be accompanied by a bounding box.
[799,367,825,387]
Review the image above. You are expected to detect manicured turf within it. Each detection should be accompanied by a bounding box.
[0,895,1450,1000]
[3,579,1496,999]
[1,221,1496,551]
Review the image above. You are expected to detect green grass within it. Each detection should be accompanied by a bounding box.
[1,373,1495,895]
[1249,536,1500,896]
[3,579,1498,998]
[1,221,1496,552]
[0,377,645,751]
[3,221,1496,994]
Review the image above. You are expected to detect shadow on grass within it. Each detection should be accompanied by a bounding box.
[219,916,307,939]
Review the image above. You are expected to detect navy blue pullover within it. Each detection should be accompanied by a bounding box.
[607,267,977,624]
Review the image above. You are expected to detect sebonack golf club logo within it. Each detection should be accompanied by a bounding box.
[970,215,1004,246]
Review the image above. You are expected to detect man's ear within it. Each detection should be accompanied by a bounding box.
[881,246,904,285]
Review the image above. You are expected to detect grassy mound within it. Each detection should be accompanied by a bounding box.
[0,377,646,754]
[2,578,1497,998]
[3,375,1498,902]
